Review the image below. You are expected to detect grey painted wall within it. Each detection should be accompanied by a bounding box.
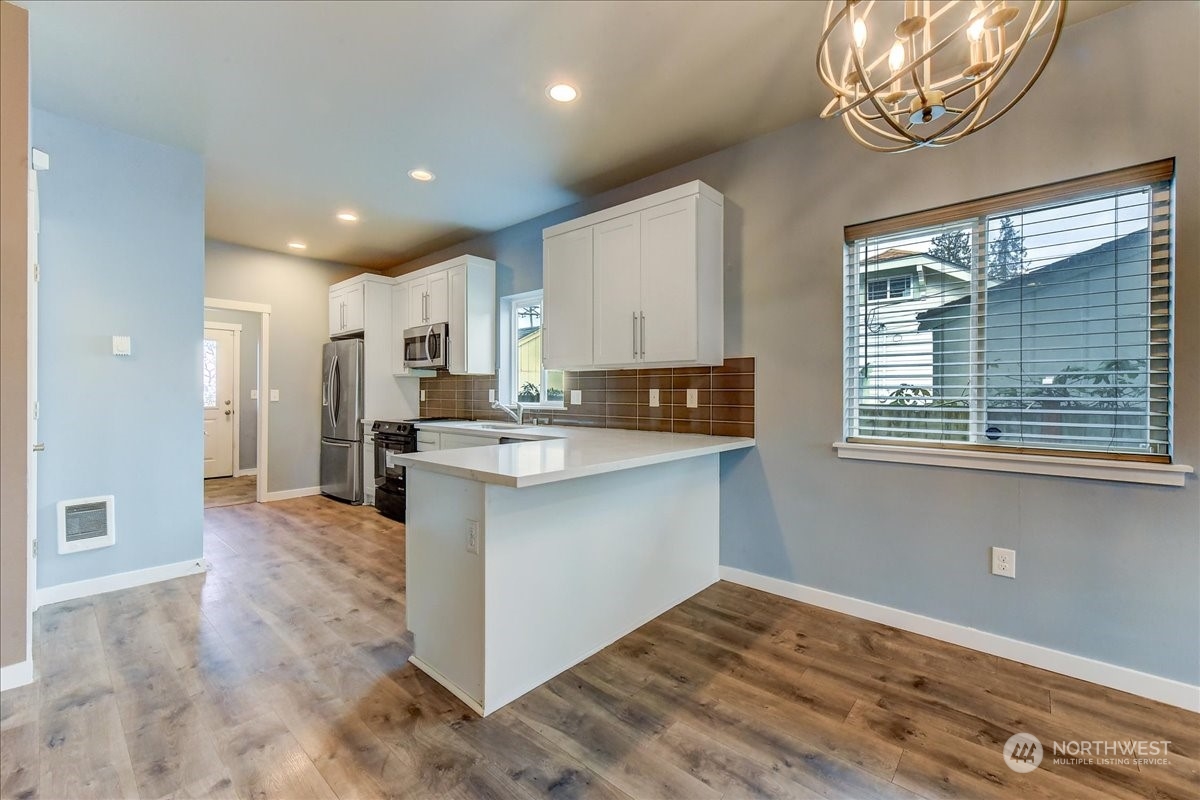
[388,3,1200,684]
[204,308,260,472]
[32,108,205,588]
[204,240,365,493]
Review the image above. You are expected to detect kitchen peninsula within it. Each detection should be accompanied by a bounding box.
[397,421,754,715]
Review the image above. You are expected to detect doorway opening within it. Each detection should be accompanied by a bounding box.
[203,298,271,506]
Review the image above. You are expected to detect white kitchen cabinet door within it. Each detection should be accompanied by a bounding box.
[391,282,410,375]
[592,212,642,366]
[543,227,594,370]
[639,196,698,364]
[427,270,449,324]
[328,290,345,336]
[342,283,365,333]
[407,278,427,325]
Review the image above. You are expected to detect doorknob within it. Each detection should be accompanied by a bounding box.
[224,410,232,416]
[224,400,231,405]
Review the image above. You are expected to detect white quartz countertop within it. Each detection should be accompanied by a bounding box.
[399,420,755,487]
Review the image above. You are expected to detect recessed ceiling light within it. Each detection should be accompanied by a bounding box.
[408,168,435,182]
[287,241,307,250]
[335,211,359,222]
[546,83,579,103]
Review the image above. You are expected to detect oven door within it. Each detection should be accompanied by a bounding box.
[375,438,410,490]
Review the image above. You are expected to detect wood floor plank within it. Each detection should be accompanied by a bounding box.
[4,497,1195,800]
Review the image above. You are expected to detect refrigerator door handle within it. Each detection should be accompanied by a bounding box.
[330,355,340,429]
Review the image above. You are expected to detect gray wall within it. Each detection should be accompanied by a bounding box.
[33,107,205,588]
[387,3,1200,684]
[204,308,260,472]
[204,240,366,493]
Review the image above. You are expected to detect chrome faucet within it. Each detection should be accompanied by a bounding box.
[491,400,523,425]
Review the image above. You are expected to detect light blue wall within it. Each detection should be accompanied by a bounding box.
[389,3,1200,686]
[33,108,205,588]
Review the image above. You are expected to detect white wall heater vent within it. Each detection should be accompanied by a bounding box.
[57,495,116,554]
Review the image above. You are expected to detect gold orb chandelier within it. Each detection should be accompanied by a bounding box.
[817,1,1067,153]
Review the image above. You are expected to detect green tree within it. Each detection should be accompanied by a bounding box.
[987,216,1027,281]
[926,228,972,267]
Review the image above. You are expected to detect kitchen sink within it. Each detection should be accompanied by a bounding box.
[479,423,524,430]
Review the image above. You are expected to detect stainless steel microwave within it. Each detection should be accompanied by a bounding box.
[403,322,449,370]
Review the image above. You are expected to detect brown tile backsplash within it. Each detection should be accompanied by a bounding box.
[418,357,754,437]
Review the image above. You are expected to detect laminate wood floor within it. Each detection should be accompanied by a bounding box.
[203,476,257,509]
[2,496,1196,800]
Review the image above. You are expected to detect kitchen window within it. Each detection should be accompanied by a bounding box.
[838,160,1191,486]
[499,290,564,407]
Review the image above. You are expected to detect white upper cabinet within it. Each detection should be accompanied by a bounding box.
[542,226,594,370]
[329,281,366,337]
[543,181,723,370]
[404,271,450,326]
[391,256,496,376]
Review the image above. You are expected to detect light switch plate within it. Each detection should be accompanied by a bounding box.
[488,389,496,403]
[112,335,131,356]
[686,388,699,408]
[649,388,660,408]
[570,389,582,405]
[420,389,427,402]
[269,389,280,402]
[466,520,480,555]
[250,389,259,400]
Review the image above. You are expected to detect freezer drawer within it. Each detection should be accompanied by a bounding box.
[321,438,362,504]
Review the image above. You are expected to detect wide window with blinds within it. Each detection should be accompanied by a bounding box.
[843,160,1174,461]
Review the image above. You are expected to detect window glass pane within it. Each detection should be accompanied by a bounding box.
[981,191,1155,454]
[853,225,973,442]
[202,338,218,408]
[516,301,543,402]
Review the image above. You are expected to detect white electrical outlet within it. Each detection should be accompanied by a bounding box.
[649,388,660,408]
[991,546,1016,578]
[488,388,496,403]
[420,389,427,402]
[686,388,699,408]
[466,520,480,554]
[269,389,280,402]
[570,389,582,405]
[250,389,259,400]
[111,335,131,356]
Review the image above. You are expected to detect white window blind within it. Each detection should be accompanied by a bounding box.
[843,160,1174,462]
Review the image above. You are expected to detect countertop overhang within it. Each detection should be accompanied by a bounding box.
[397,421,755,487]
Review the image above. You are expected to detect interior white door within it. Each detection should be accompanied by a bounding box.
[592,212,642,366]
[203,328,236,478]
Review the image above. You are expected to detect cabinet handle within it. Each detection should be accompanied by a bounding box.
[640,312,646,359]
[632,312,639,360]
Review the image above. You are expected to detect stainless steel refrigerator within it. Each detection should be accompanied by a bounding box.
[320,339,364,503]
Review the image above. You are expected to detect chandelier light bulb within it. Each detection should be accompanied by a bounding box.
[852,18,867,49]
[967,17,986,42]
[888,41,906,73]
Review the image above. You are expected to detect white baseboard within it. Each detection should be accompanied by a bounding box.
[36,558,208,609]
[234,467,258,477]
[0,660,34,692]
[719,566,1200,713]
[262,486,321,502]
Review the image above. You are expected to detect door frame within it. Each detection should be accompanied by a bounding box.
[202,321,241,478]
[203,297,271,503]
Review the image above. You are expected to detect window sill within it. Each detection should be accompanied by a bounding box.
[833,441,1194,487]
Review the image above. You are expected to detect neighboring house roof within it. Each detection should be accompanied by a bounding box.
[864,248,971,282]
[915,228,1149,331]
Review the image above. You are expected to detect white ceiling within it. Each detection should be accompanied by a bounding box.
[21,0,1127,268]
